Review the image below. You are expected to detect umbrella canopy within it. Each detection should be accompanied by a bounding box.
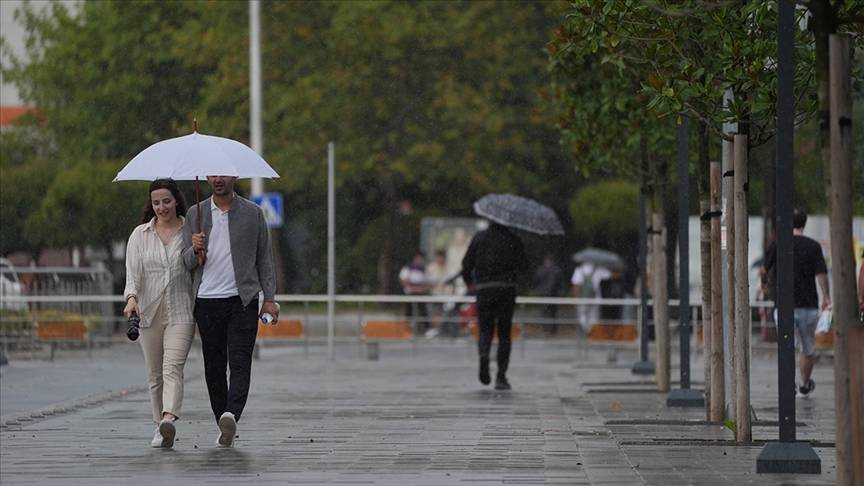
[114,132,279,181]
[473,194,564,236]
[571,247,626,271]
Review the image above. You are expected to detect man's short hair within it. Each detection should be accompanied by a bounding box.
[793,208,807,229]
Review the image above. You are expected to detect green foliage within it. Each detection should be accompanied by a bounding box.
[1,0,578,292]
[568,180,638,255]
[551,1,831,148]
[1,0,214,162]
[24,162,145,250]
[0,159,53,256]
[548,0,678,194]
[549,0,864,217]
[246,1,574,199]
[0,0,221,258]
[190,0,576,291]
[0,126,55,168]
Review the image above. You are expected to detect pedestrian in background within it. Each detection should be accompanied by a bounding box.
[399,252,430,335]
[425,250,450,338]
[764,208,830,397]
[123,178,194,448]
[183,175,278,447]
[461,222,527,390]
[532,255,564,335]
[570,261,611,333]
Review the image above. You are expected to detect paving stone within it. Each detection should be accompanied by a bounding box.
[0,340,838,485]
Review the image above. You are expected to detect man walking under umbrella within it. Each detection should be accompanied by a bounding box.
[182,175,278,447]
[461,222,528,390]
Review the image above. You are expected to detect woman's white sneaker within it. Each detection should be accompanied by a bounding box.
[217,412,236,447]
[158,419,176,448]
[151,427,164,448]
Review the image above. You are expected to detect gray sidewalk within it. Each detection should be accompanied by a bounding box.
[0,340,836,485]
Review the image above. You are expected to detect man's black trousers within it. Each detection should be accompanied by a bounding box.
[194,296,258,422]
[476,286,516,377]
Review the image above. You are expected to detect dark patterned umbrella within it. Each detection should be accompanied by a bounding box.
[473,194,564,236]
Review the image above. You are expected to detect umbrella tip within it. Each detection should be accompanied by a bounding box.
[192,117,198,133]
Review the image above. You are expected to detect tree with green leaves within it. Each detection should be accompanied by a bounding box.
[185,0,575,292]
[568,180,639,267]
[0,0,222,259]
[2,0,577,294]
[23,162,145,255]
[550,0,863,456]
[1,0,213,162]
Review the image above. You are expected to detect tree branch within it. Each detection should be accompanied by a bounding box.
[644,0,738,17]
[682,101,733,141]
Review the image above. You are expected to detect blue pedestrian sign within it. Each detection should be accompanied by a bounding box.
[252,193,283,228]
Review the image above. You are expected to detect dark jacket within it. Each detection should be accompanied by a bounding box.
[461,223,527,289]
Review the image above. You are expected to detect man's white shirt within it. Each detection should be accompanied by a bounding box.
[198,205,239,298]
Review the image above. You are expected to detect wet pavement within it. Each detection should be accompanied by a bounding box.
[0,339,837,485]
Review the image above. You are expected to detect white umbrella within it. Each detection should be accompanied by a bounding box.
[113,131,279,182]
[571,247,626,271]
[114,126,280,266]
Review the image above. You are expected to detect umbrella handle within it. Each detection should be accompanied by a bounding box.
[195,176,205,267]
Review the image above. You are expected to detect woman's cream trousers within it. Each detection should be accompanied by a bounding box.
[139,300,195,423]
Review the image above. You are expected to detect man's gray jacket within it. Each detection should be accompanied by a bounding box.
[181,195,276,307]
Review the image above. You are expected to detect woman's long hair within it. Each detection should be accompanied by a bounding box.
[140,179,187,224]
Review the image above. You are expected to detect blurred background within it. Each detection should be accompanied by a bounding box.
[1,0,862,303]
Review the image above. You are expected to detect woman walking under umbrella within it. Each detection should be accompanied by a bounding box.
[123,179,195,448]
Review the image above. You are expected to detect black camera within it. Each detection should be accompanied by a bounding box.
[126,312,141,341]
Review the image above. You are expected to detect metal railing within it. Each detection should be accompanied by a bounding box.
[1,293,778,357]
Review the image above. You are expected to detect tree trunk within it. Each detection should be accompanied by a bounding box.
[697,120,712,419]
[762,142,776,254]
[701,199,712,420]
[725,137,737,420]
[809,0,837,202]
[710,162,725,422]
[377,175,397,294]
[829,34,864,486]
[733,134,751,443]
[653,209,670,392]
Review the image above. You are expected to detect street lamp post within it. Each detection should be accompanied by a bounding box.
[249,0,263,197]
[756,0,821,473]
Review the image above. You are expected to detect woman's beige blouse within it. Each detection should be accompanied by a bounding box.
[123,218,194,328]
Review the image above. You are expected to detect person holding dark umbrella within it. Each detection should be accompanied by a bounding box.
[461,222,527,390]
[462,194,563,390]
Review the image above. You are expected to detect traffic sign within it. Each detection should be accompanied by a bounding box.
[252,192,283,228]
